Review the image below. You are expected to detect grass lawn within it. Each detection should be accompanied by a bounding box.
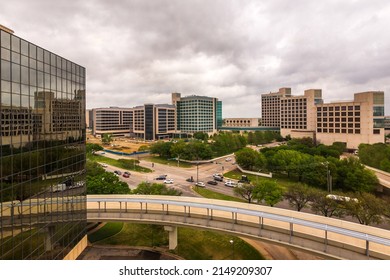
[143,156,193,168]
[88,154,152,173]
[90,223,263,260]
[175,227,264,260]
[88,222,124,243]
[223,169,292,190]
[193,187,245,202]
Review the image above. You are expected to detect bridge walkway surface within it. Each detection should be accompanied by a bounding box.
[87,195,390,260]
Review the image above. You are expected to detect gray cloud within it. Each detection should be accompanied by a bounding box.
[1,0,390,116]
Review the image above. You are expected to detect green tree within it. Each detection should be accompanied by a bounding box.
[233,183,256,203]
[184,141,212,160]
[101,133,113,145]
[170,140,187,159]
[138,145,150,152]
[344,193,386,225]
[284,183,315,211]
[358,143,390,171]
[86,143,104,154]
[235,148,265,170]
[132,182,182,196]
[336,157,378,193]
[193,132,208,141]
[149,141,173,158]
[86,161,130,194]
[253,180,284,207]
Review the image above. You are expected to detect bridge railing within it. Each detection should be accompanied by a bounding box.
[87,195,390,259]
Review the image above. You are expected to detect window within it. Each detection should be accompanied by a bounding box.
[348,129,353,133]
[373,106,384,116]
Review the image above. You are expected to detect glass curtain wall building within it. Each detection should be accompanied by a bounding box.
[0,27,86,259]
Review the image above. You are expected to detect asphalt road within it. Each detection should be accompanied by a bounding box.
[98,152,239,197]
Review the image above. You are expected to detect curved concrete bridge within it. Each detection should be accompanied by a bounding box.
[87,195,390,260]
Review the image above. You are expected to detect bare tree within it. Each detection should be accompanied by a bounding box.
[233,183,255,203]
[284,183,315,211]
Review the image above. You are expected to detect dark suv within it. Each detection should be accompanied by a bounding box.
[155,175,167,180]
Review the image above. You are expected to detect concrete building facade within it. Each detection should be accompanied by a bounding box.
[261,88,385,149]
[261,87,291,127]
[92,107,133,137]
[315,91,385,148]
[91,104,176,141]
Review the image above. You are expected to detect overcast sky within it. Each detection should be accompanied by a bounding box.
[2,0,390,117]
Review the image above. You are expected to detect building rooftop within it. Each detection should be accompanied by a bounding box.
[0,24,14,34]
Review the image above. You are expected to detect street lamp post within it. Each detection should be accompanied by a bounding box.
[196,162,199,183]
[324,161,332,193]
[230,239,234,259]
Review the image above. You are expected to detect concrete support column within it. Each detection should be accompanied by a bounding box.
[164,226,178,250]
[44,225,56,252]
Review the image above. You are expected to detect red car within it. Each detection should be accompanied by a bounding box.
[122,171,130,178]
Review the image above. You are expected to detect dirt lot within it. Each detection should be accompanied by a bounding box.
[87,133,150,153]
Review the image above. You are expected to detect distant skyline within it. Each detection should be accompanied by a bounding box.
[1,0,390,117]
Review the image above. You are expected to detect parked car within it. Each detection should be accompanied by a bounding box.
[123,171,130,178]
[114,170,122,175]
[195,182,205,187]
[186,177,194,182]
[99,163,108,168]
[225,157,232,162]
[207,180,218,185]
[164,179,174,184]
[155,175,167,180]
[213,173,223,178]
[224,180,237,187]
[238,175,250,184]
[213,175,223,182]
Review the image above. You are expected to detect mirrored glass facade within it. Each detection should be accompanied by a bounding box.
[0,29,86,259]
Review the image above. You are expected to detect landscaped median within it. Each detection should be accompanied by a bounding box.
[87,153,152,173]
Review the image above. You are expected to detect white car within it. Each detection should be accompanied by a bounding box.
[225,157,232,162]
[224,180,237,187]
[195,182,205,187]
[164,179,174,184]
[100,163,108,168]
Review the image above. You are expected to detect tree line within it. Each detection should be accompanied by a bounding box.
[358,143,390,172]
[234,180,390,226]
[149,132,247,160]
[235,139,378,193]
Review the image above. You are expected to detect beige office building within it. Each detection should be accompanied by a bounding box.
[261,87,291,127]
[261,88,385,149]
[91,104,176,140]
[280,89,323,138]
[92,107,134,137]
[316,91,385,149]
